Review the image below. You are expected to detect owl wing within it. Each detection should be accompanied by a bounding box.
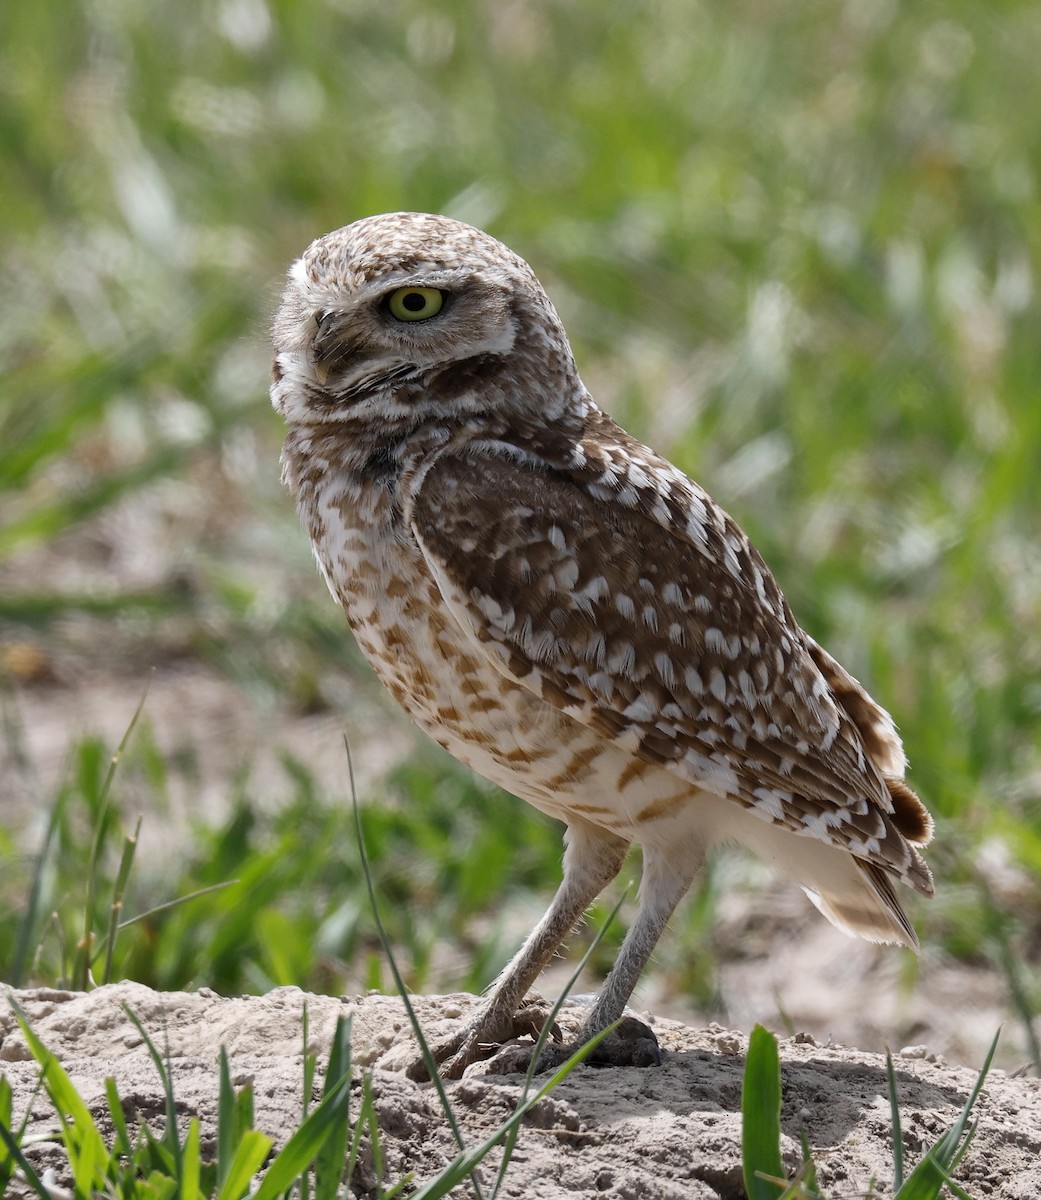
[408,445,932,896]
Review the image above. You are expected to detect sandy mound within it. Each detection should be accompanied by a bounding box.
[2,984,1038,1198]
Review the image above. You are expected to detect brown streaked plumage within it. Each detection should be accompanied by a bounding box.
[271,211,934,1078]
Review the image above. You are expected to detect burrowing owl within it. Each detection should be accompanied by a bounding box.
[271,212,934,1077]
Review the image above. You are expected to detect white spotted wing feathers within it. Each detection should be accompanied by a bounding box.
[407,426,933,903]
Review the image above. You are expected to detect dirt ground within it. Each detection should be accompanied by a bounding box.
[3,983,1039,1199]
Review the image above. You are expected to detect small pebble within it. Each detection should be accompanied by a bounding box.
[899,1045,929,1059]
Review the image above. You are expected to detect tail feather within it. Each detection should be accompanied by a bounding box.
[805,637,908,778]
[885,776,934,846]
[729,799,926,950]
[804,859,920,950]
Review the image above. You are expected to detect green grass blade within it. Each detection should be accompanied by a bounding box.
[116,880,240,930]
[741,1025,787,1200]
[100,815,141,984]
[121,1005,183,1178]
[250,1073,353,1200]
[181,1118,203,1200]
[491,890,629,1199]
[773,1159,822,1200]
[0,1118,50,1200]
[794,1126,819,1199]
[342,1069,373,1189]
[9,996,110,1186]
[313,1014,353,1200]
[363,1073,387,1193]
[930,1028,999,1167]
[71,1116,103,1198]
[345,737,484,1200]
[217,1045,237,1190]
[301,1002,313,1121]
[143,1170,181,1200]
[0,1076,16,1194]
[234,1082,255,1150]
[407,1027,615,1200]
[896,1151,961,1200]
[896,1124,982,1200]
[143,1123,177,1175]
[885,1046,905,1191]
[104,1076,134,1162]
[895,1028,999,1199]
[75,683,151,991]
[9,789,67,988]
[215,1130,273,1200]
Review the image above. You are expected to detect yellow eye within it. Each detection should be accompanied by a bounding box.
[386,287,444,322]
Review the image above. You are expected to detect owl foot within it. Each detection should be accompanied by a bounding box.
[406,998,562,1082]
[410,1011,661,1080]
[482,1014,662,1076]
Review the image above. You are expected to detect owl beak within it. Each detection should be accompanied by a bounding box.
[313,361,331,386]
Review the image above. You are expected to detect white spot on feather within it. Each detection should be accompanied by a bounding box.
[624,693,658,721]
[576,575,610,605]
[606,641,636,673]
[709,668,727,702]
[627,462,652,489]
[476,594,510,626]
[653,651,676,688]
[752,788,787,821]
[662,582,683,606]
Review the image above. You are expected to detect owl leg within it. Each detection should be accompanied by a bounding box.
[484,844,702,1074]
[578,847,701,1048]
[407,819,629,1081]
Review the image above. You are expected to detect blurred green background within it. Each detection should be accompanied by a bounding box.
[1,0,1039,1066]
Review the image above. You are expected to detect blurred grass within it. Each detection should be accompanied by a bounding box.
[0,0,1040,1045]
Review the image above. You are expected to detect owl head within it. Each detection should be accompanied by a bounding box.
[270,212,579,433]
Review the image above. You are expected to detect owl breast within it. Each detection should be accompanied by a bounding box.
[308,463,571,809]
[298,456,706,842]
